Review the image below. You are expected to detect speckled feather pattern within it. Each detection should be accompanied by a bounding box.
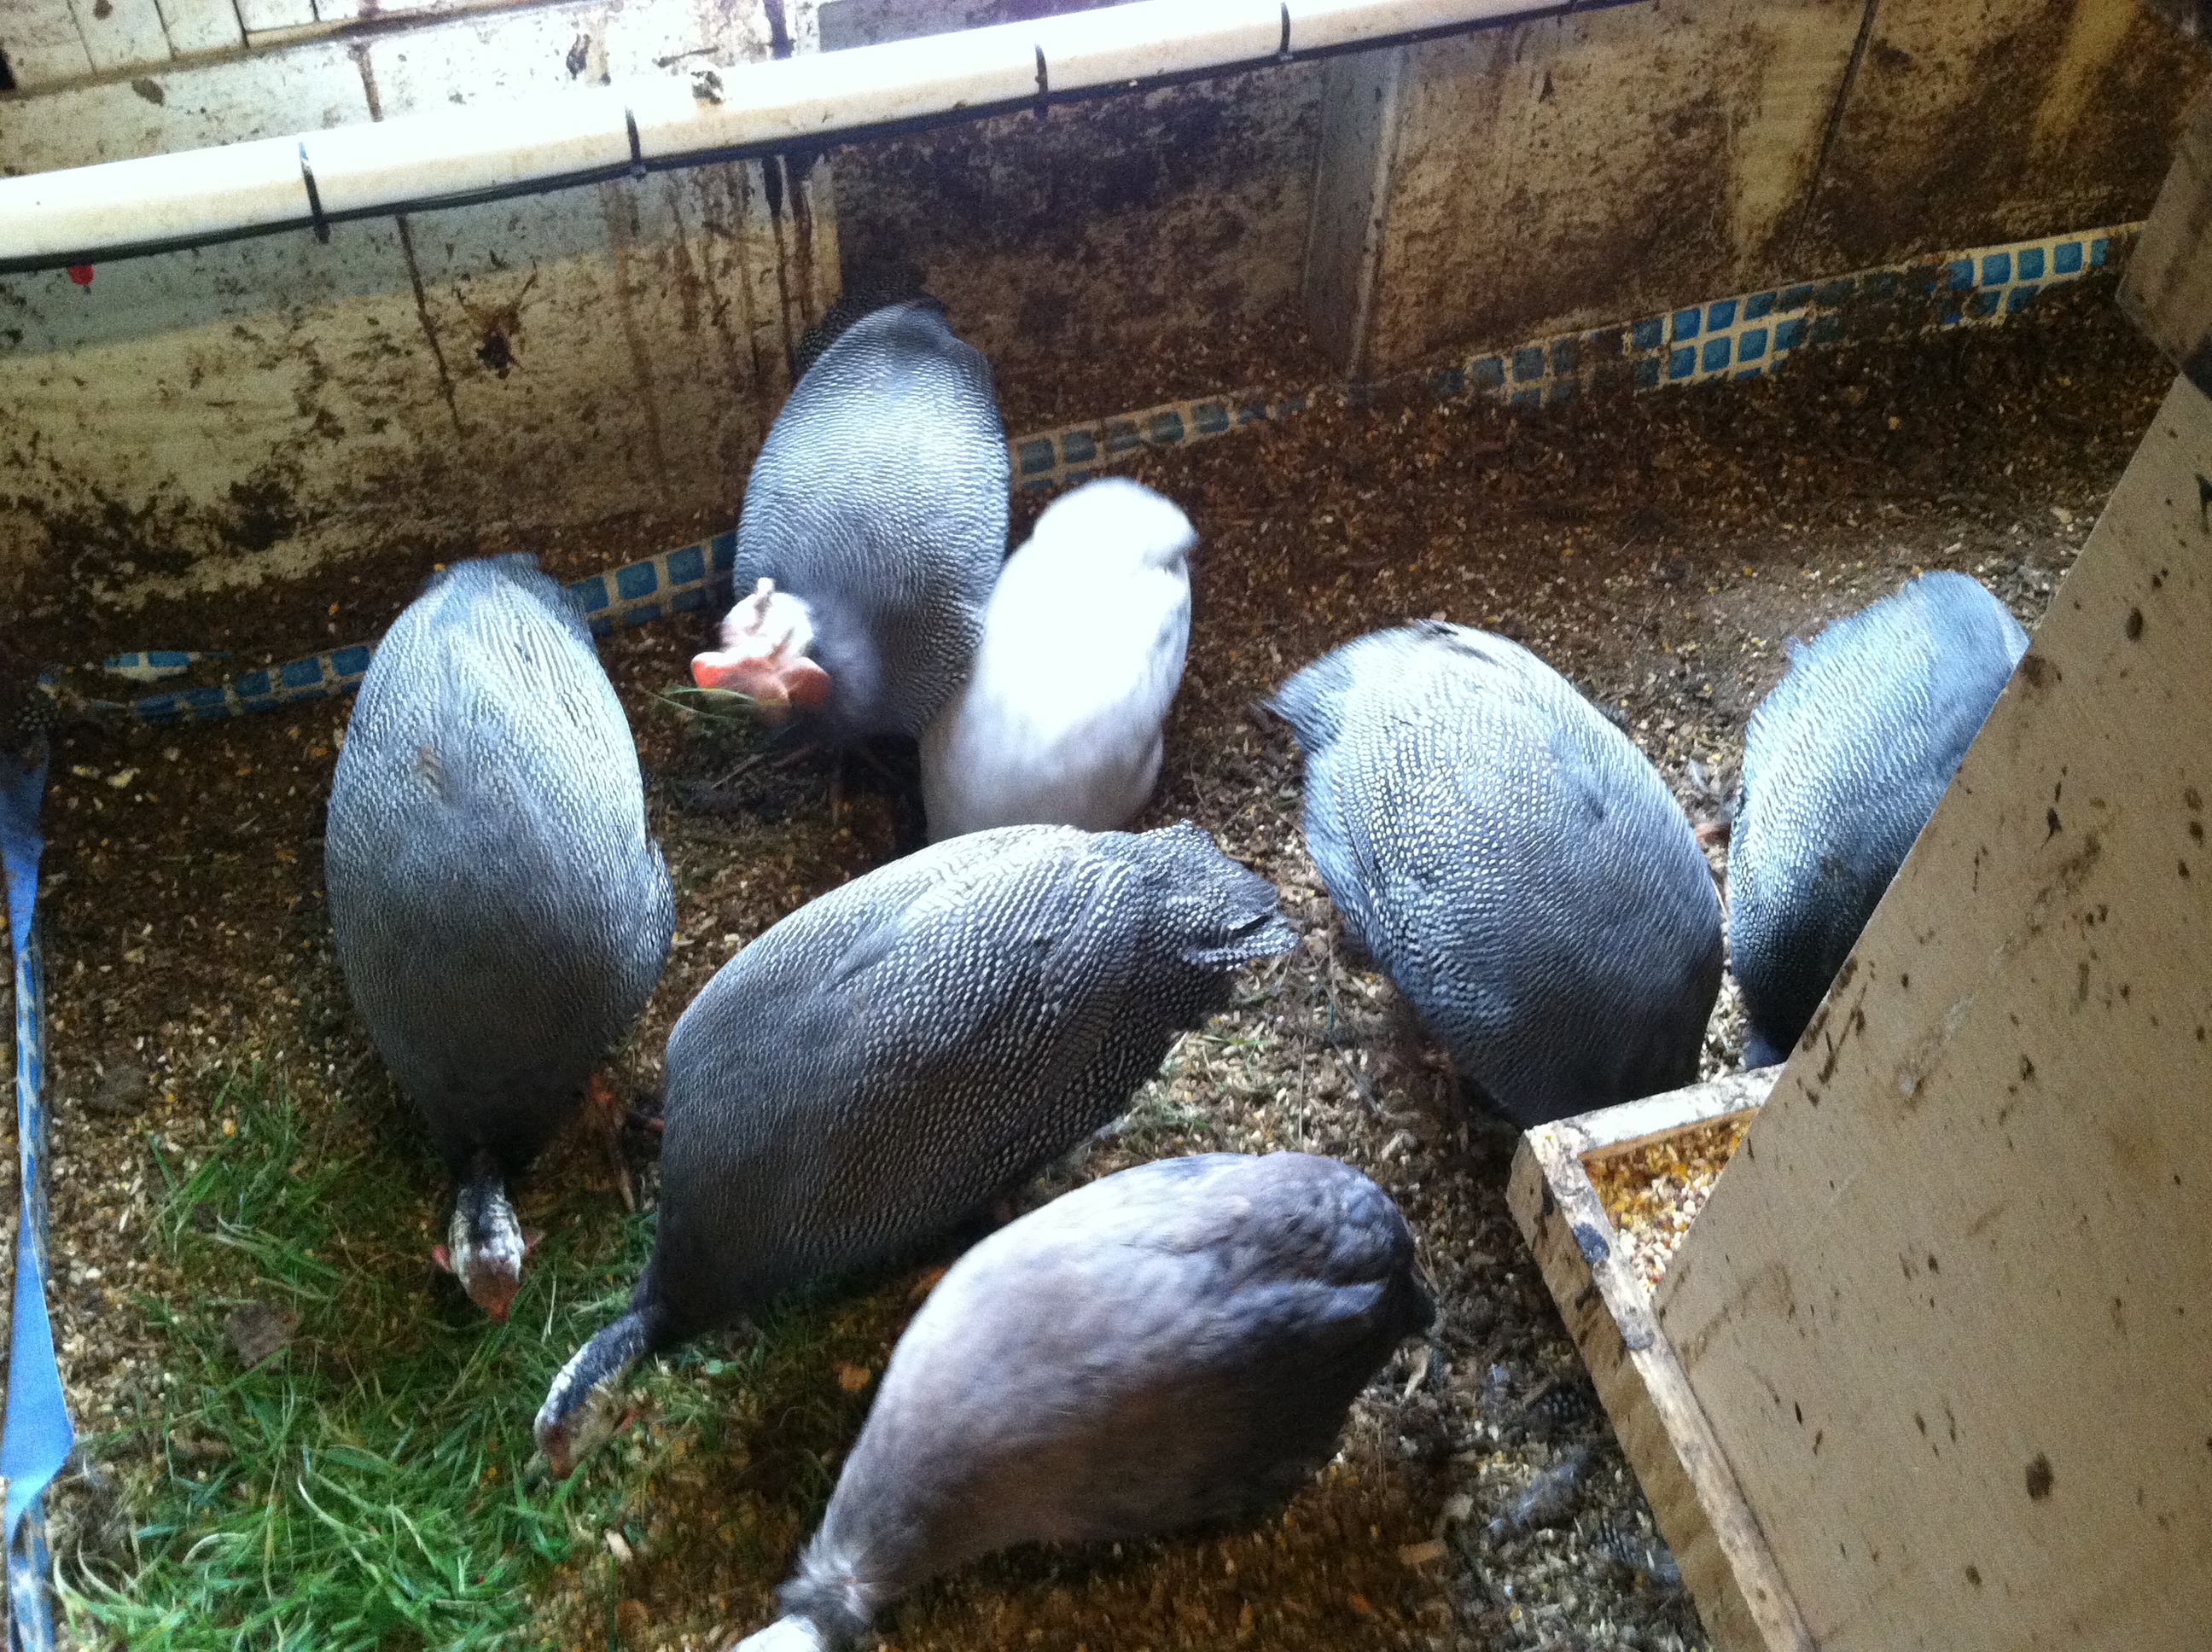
[641,823,1294,1342]
[325,555,673,1175]
[779,1152,1434,1637]
[1730,572,2029,1065]
[734,300,1009,742]
[1273,622,1722,1126]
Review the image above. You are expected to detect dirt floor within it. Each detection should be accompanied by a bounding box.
[7,272,2174,1652]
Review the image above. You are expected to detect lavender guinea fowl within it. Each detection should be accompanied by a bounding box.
[534,821,1295,1473]
[325,555,672,1319]
[692,299,1007,744]
[921,476,1193,841]
[1272,621,1722,1127]
[731,1151,1434,1651]
[1728,572,2029,1067]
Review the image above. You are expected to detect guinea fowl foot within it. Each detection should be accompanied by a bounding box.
[708,734,821,796]
[585,1073,638,1213]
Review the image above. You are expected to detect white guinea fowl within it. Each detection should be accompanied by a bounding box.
[921,477,1194,841]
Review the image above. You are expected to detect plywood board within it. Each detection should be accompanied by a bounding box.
[0,38,369,172]
[1657,373,2212,1651]
[1507,1068,1800,1652]
[827,60,1325,401]
[1301,44,1406,378]
[2121,82,2212,390]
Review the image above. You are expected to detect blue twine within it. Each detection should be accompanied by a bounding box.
[2,748,68,1651]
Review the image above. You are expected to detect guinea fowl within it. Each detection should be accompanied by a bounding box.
[691,298,1007,749]
[1272,621,1722,1127]
[921,476,1193,841]
[1728,571,2029,1067]
[730,1152,1434,1652]
[533,821,1295,1472]
[325,555,672,1319]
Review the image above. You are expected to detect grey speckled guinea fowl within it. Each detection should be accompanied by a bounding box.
[534,821,1295,1473]
[325,555,672,1319]
[730,1151,1434,1652]
[691,299,1008,744]
[1272,621,1722,1127]
[1729,571,2029,1067]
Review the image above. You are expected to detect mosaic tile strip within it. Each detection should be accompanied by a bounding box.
[1011,389,1313,495]
[90,532,743,725]
[72,221,2135,727]
[1420,225,2130,413]
[112,643,379,726]
[97,649,230,683]
[568,530,739,636]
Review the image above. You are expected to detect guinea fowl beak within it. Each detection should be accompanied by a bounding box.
[468,1264,522,1323]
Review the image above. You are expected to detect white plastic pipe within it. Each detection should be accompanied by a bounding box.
[0,0,1625,272]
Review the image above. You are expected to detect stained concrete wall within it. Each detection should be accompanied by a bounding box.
[1309,0,2207,374]
[0,0,835,610]
[0,0,2203,618]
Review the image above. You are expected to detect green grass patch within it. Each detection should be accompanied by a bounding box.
[62,1067,904,1652]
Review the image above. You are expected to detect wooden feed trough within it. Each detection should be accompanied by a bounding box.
[1511,85,2212,1652]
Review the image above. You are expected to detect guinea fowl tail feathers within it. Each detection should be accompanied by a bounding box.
[790,263,934,384]
[1179,901,1297,970]
[1033,478,1196,573]
[733,1617,837,1652]
[772,1549,878,1649]
[412,552,596,653]
[1266,651,1350,751]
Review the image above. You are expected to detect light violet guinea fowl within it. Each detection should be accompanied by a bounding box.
[691,299,1008,743]
[1271,621,1722,1127]
[325,555,672,1319]
[921,477,1193,841]
[1729,571,2029,1067]
[730,1151,1434,1652]
[534,821,1295,1472]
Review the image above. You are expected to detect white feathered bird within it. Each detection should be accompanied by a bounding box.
[921,478,1194,841]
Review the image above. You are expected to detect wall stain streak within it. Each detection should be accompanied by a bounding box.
[668,170,757,488]
[599,180,672,486]
[1784,0,1883,270]
[352,42,463,445]
[760,153,798,383]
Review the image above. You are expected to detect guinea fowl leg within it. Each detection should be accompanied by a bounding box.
[586,1073,638,1213]
[707,729,819,794]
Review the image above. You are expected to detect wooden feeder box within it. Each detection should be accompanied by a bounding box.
[1510,78,2212,1652]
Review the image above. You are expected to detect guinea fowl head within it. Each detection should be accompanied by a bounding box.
[691,578,832,717]
[534,1311,650,1477]
[434,1156,538,1321]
